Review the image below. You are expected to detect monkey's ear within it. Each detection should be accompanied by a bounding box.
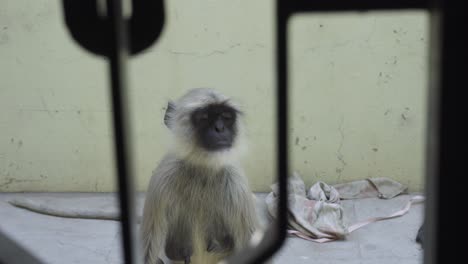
[164,101,176,128]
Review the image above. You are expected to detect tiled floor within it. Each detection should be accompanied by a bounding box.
[0,193,424,264]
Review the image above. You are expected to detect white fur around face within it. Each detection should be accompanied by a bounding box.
[165,88,247,170]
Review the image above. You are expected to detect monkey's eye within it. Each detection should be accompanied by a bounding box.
[221,112,233,119]
[200,113,209,119]
[195,112,209,122]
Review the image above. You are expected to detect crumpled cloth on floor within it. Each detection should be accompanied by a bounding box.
[266,172,423,243]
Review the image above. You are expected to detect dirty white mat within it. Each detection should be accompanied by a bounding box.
[0,193,423,264]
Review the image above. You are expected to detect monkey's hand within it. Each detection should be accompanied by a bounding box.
[206,235,234,253]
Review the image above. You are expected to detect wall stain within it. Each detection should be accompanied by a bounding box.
[0,31,9,45]
[336,117,347,180]
[400,107,411,123]
[22,23,33,32]
[0,178,41,188]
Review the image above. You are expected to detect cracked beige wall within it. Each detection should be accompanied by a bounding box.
[289,13,428,192]
[0,0,428,192]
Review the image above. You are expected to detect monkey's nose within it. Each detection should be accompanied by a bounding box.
[214,120,225,133]
[215,125,224,133]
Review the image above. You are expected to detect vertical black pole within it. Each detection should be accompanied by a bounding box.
[106,0,140,263]
[423,2,441,263]
[275,0,289,250]
[221,2,290,263]
[425,1,466,263]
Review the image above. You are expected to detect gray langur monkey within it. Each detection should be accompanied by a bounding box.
[141,88,259,264]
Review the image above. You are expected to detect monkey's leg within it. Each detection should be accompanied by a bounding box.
[165,217,193,263]
[206,235,234,253]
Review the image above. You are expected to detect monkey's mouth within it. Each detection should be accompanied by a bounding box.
[203,140,232,151]
[214,141,232,148]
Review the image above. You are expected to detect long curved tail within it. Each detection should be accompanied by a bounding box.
[9,197,121,221]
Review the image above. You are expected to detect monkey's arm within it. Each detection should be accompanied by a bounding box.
[223,170,262,252]
[141,161,177,264]
[141,185,167,264]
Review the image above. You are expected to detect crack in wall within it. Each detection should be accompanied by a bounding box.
[167,43,242,58]
[0,178,41,188]
[336,116,347,181]
[199,43,241,57]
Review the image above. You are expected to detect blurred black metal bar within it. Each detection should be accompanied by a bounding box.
[285,0,428,12]
[1,0,446,263]
[0,229,43,264]
[61,1,165,264]
[228,0,437,263]
[424,1,466,264]
[62,0,164,57]
[269,0,290,257]
[238,0,436,263]
[423,2,441,264]
[105,0,140,263]
[223,1,290,263]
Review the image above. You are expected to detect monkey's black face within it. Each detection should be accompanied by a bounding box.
[191,104,238,151]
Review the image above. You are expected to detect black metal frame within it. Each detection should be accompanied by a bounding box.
[0,229,44,264]
[60,1,165,263]
[1,0,464,263]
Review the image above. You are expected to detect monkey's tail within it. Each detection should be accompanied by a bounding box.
[8,197,121,221]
